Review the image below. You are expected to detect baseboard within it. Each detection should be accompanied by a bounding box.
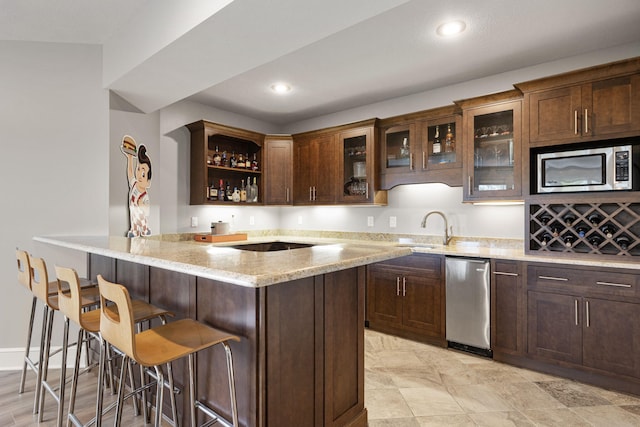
[0,347,85,371]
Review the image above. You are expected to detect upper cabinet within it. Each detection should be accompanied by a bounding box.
[186,120,264,205]
[264,135,293,205]
[293,119,386,206]
[457,91,523,202]
[379,106,462,189]
[516,58,640,147]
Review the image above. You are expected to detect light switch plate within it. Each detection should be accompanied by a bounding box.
[191,216,198,227]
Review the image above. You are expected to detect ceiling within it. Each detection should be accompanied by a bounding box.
[2,0,640,126]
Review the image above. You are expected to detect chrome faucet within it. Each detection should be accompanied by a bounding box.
[421,211,453,245]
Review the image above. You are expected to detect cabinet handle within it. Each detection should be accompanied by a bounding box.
[468,176,472,196]
[365,182,369,200]
[409,153,414,170]
[539,275,569,281]
[312,186,317,201]
[585,300,590,327]
[574,110,578,135]
[493,271,519,276]
[422,151,426,170]
[286,187,290,203]
[575,299,579,326]
[396,277,400,296]
[309,186,313,201]
[584,108,589,134]
[596,281,631,288]
[402,277,406,297]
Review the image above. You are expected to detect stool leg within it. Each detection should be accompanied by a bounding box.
[95,337,107,427]
[19,296,38,394]
[166,362,178,425]
[33,304,49,414]
[223,342,239,427]
[56,316,71,427]
[153,365,165,427]
[37,307,55,421]
[66,327,84,427]
[188,353,196,427]
[114,354,129,427]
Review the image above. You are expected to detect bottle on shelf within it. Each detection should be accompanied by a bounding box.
[444,124,455,153]
[562,213,577,226]
[432,126,441,154]
[549,222,562,237]
[237,153,245,168]
[575,225,589,238]
[213,146,222,166]
[230,151,237,168]
[587,213,603,226]
[538,213,552,225]
[562,233,576,248]
[400,137,410,158]
[245,153,251,170]
[588,235,603,248]
[615,235,631,250]
[246,176,255,203]
[232,186,240,202]
[540,233,553,247]
[600,223,617,239]
[251,153,259,171]
[225,181,232,201]
[240,179,247,202]
[209,182,218,201]
[250,177,259,202]
[221,150,228,167]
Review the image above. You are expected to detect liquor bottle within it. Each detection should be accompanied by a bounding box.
[213,146,222,166]
[587,213,602,226]
[240,179,247,202]
[246,176,254,203]
[540,233,553,246]
[562,213,576,226]
[245,153,251,169]
[237,153,245,168]
[432,126,441,154]
[209,182,218,201]
[444,124,455,153]
[589,235,603,248]
[601,223,616,239]
[400,137,409,158]
[232,187,240,202]
[250,177,259,202]
[251,153,259,171]
[225,181,232,201]
[230,151,237,168]
[218,179,225,201]
[221,150,228,167]
[615,236,631,250]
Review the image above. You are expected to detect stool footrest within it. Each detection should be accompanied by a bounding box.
[195,400,234,427]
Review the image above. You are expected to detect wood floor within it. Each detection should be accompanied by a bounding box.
[0,367,170,426]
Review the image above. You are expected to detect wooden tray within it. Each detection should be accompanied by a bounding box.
[194,233,248,243]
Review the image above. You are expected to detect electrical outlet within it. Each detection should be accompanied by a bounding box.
[298,215,303,225]
[389,216,397,228]
[249,215,255,225]
[191,216,198,227]
[367,216,374,227]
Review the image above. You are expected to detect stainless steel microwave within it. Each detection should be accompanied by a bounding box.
[536,145,639,193]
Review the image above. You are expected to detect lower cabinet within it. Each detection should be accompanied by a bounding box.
[366,254,445,345]
[527,263,640,381]
[491,259,525,357]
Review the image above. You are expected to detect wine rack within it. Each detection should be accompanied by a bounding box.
[528,202,640,257]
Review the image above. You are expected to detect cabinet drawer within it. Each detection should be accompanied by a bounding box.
[375,254,442,278]
[528,263,639,298]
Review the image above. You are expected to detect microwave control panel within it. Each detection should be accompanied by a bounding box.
[615,150,630,182]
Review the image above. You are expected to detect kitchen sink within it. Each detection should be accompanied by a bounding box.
[230,241,315,252]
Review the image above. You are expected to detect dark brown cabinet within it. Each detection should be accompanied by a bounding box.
[293,132,338,205]
[457,91,523,202]
[523,73,640,146]
[366,254,445,345]
[491,259,525,357]
[526,263,640,380]
[379,106,462,189]
[263,135,293,205]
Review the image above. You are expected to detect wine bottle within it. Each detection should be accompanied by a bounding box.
[550,222,562,237]
[540,233,553,246]
[433,126,441,154]
[245,153,251,169]
[575,225,589,238]
[588,235,603,248]
[251,153,259,171]
[563,234,576,248]
[251,177,259,202]
[444,124,455,153]
[230,151,237,168]
[562,213,576,226]
[246,176,254,203]
[616,236,631,250]
[601,223,616,239]
[587,213,602,226]
[240,179,247,202]
[539,213,552,225]
[213,146,222,166]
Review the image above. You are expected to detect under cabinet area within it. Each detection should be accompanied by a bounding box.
[366,254,445,346]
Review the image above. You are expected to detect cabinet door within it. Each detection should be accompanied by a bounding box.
[422,116,462,172]
[527,291,582,364]
[293,134,337,205]
[366,266,403,327]
[381,123,416,177]
[528,86,582,144]
[264,137,292,205]
[463,100,522,201]
[583,297,640,378]
[402,273,442,336]
[491,260,523,355]
[586,75,640,137]
[338,126,373,203]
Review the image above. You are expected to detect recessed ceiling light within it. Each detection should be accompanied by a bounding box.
[436,20,466,37]
[270,83,291,94]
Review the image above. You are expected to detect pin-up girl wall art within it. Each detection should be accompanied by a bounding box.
[121,135,152,237]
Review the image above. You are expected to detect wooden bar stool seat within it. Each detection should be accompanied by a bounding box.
[97,274,240,427]
[55,266,175,427]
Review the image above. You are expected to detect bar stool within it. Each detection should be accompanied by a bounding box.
[29,254,101,425]
[96,274,240,427]
[56,266,175,427]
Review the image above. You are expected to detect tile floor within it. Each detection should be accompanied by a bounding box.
[4,329,640,426]
[365,329,640,426]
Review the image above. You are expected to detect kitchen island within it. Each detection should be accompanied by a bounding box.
[34,235,411,427]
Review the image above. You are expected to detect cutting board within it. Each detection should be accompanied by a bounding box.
[194,233,248,243]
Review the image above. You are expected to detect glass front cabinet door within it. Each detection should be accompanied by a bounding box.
[462,99,522,202]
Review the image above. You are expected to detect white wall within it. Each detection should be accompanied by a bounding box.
[0,41,108,359]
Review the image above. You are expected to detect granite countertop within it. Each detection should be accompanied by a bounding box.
[34,233,640,288]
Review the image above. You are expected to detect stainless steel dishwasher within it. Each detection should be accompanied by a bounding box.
[445,256,492,357]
